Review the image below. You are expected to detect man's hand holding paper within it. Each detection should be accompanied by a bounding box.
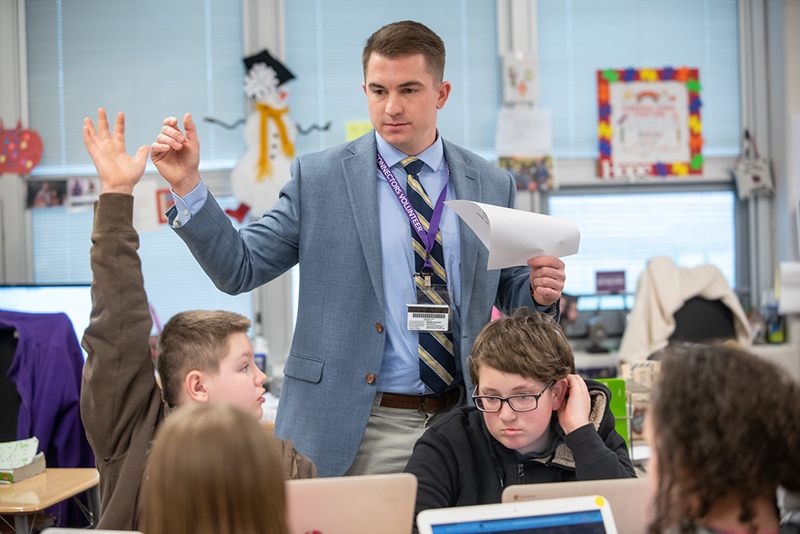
[528,255,566,306]
[446,200,580,306]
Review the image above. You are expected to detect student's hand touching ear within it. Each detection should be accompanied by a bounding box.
[528,256,566,307]
[150,113,201,197]
[83,109,149,195]
[557,374,591,434]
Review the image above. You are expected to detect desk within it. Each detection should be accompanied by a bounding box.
[0,468,99,533]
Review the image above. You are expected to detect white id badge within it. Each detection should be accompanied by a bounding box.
[408,279,452,332]
[407,303,451,332]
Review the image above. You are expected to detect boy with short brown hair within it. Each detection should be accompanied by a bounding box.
[405,308,634,528]
[80,109,316,531]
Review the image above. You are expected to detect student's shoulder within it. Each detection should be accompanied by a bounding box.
[424,406,484,438]
[274,437,318,479]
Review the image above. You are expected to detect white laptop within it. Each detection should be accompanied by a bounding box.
[285,473,417,534]
[502,478,653,534]
[417,495,618,534]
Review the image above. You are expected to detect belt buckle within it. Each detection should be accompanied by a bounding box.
[420,395,441,412]
[419,396,432,412]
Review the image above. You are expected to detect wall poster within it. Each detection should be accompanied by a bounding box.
[597,67,703,179]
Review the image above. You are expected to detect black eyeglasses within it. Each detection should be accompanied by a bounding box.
[472,381,554,413]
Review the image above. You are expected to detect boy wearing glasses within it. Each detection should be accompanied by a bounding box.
[404,308,634,526]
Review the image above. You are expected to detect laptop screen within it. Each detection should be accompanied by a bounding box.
[430,509,607,534]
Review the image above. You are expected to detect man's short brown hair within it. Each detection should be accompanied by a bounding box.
[362,20,446,83]
[157,310,251,407]
[469,308,575,387]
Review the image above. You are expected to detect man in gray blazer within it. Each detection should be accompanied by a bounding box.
[151,21,566,477]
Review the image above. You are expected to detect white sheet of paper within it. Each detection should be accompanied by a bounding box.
[495,107,552,157]
[778,262,800,315]
[132,177,161,233]
[446,200,580,269]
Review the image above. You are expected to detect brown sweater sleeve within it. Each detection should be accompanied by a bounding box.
[80,193,165,530]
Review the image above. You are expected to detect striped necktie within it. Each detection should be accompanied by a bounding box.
[402,156,456,395]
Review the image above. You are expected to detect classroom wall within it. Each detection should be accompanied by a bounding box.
[752,0,800,378]
[782,0,800,263]
[786,1,800,118]
[770,0,800,265]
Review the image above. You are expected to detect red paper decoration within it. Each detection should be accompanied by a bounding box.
[0,120,43,174]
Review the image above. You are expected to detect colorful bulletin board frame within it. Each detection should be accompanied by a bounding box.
[597,67,703,179]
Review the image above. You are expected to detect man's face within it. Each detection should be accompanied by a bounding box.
[203,332,267,419]
[362,52,451,156]
[477,364,563,455]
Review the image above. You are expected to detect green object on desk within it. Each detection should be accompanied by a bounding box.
[596,377,629,449]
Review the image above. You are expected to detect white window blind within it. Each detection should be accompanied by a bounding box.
[538,0,741,159]
[548,190,736,302]
[26,0,246,176]
[284,0,499,159]
[32,197,254,335]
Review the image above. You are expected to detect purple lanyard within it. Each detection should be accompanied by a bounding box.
[377,151,449,271]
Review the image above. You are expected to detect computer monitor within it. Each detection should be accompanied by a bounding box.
[0,285,92,359]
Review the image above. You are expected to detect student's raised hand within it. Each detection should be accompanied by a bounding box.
[528,255,566,306]
[557,374,591,434]
[83,109,149,195]
[150,113,201,197]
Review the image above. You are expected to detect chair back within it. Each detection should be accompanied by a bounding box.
[669,296,737,344]
[0,327,21,442]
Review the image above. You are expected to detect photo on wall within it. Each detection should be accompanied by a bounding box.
[26,180,67,209]
[67,177,101,208]
[498,156,556,192]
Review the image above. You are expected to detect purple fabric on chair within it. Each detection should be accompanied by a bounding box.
[0,310,95,526]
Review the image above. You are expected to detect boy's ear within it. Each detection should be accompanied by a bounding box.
[550,378,569,411]
[184,370,209,403]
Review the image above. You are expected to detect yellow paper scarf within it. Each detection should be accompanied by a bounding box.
[255,103,295,181]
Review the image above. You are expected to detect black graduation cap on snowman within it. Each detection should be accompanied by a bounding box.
[244,49,295,86]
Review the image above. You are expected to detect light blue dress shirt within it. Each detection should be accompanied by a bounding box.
[374,132,462,395]
[170,181,206,226]
[171,131,464,395]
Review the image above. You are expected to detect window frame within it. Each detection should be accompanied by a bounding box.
[541,180,749,303]
[0,0,289,355]
[0,0,776,362]
[500,0,765,310]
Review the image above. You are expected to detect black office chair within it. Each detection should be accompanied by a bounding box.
[669,296,738,344]
[0,327,21,442]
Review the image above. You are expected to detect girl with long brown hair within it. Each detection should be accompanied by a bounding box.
[644,345,800,534]
[142,403,289,534]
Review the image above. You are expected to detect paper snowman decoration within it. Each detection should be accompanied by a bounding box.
[228,50,297,221]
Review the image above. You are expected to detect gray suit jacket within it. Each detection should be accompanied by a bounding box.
[171,132,544,476]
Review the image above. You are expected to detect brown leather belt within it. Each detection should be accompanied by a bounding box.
[380,387,462,412]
